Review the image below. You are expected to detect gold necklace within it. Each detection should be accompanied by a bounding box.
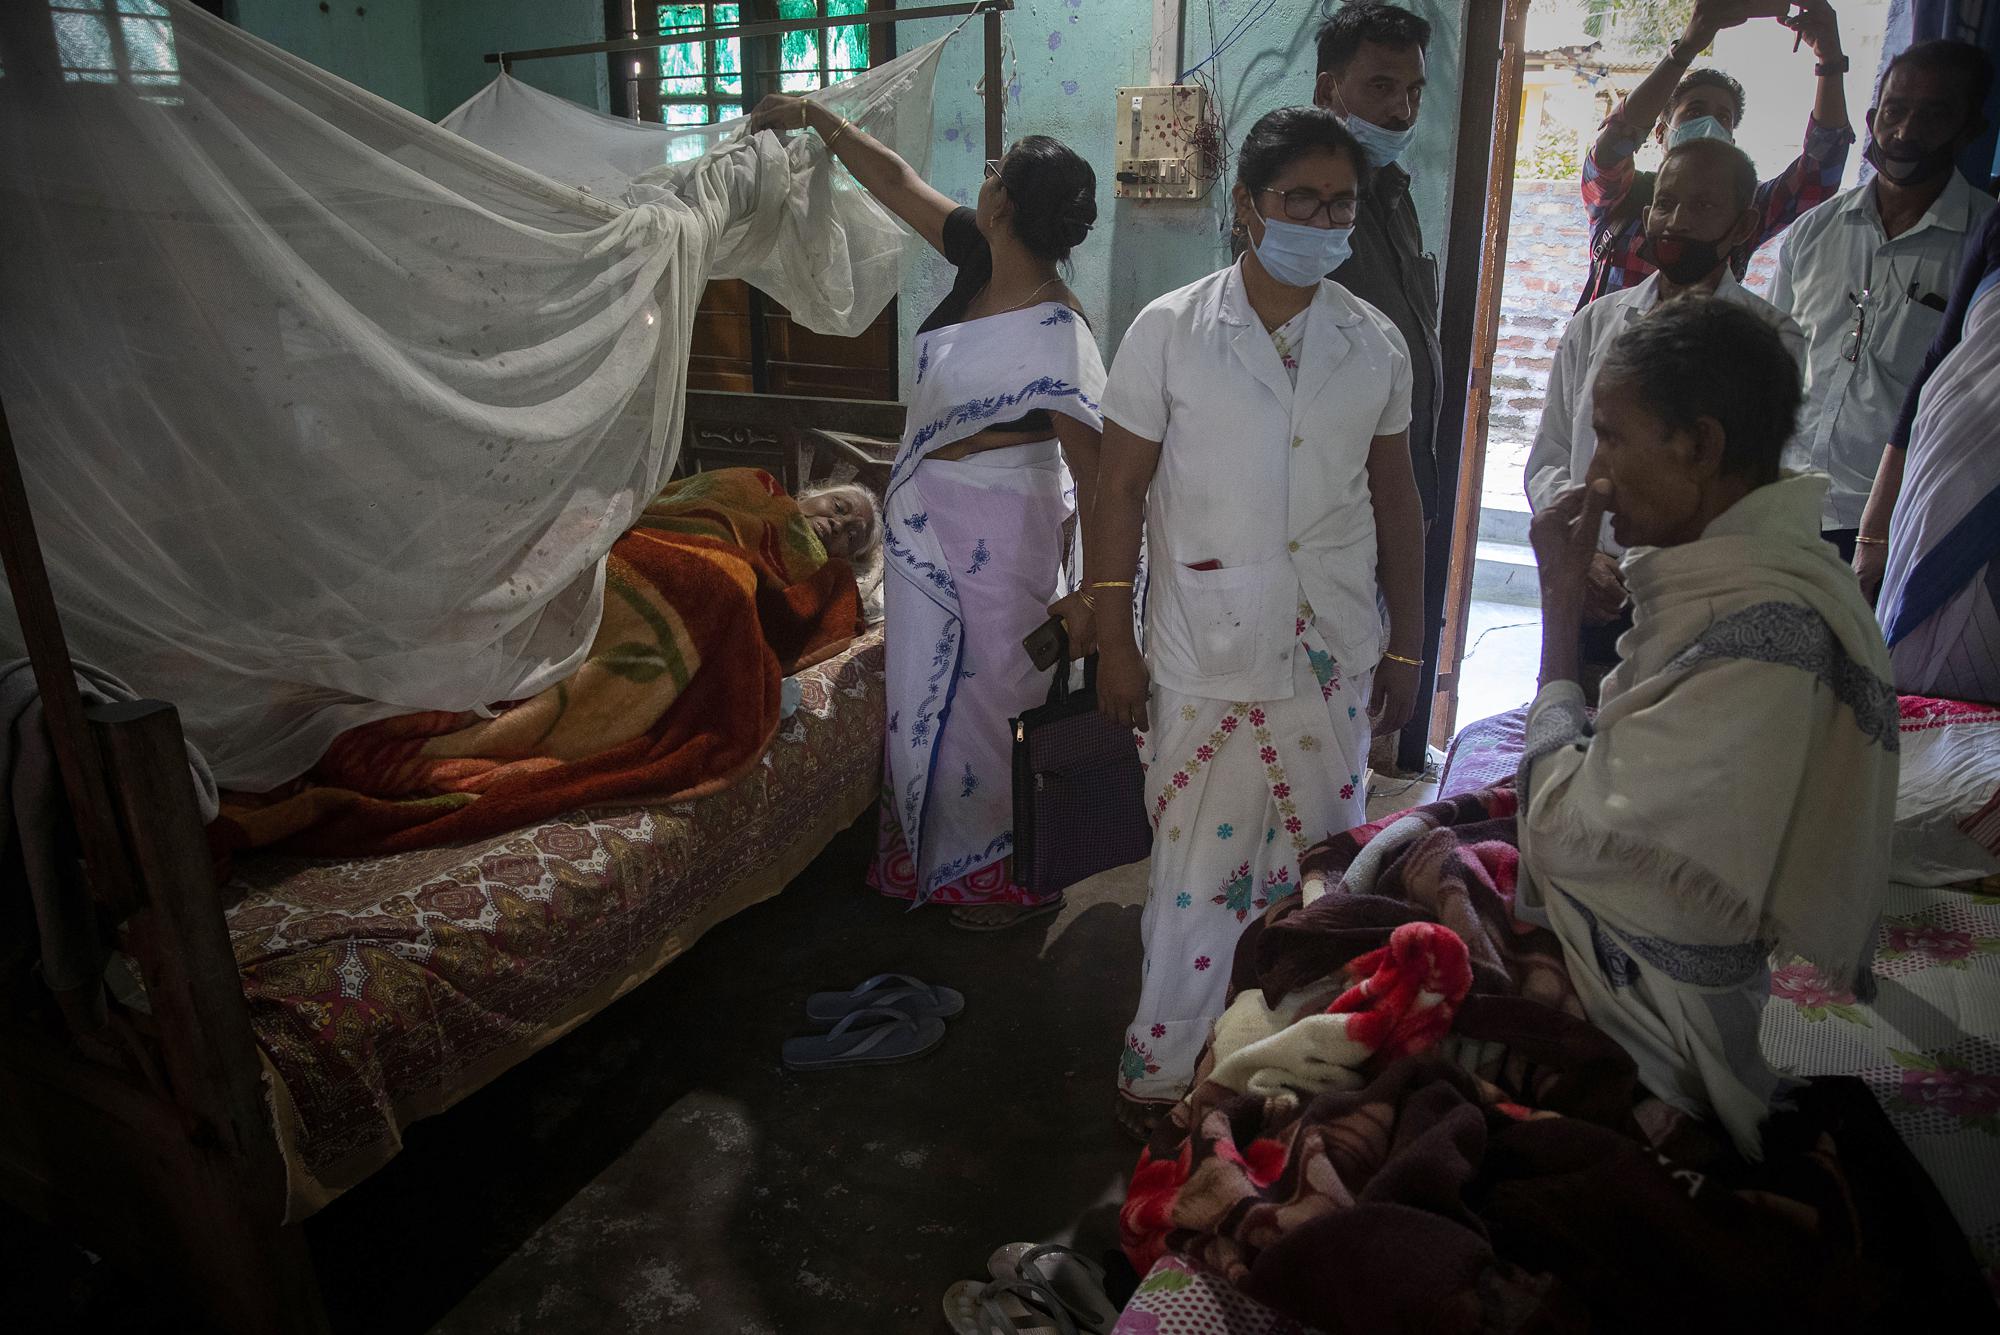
[984,275,1062,315]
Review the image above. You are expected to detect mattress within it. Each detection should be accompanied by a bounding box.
[218,631,885,1218]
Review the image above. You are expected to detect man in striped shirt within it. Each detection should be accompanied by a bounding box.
[1577,0,1854,310]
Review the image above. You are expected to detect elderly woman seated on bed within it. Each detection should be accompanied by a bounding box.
[1518,296,1898,1159]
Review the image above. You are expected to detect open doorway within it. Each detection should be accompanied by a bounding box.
[1439,0,1895,739]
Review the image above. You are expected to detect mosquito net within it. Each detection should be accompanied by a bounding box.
[0,1,944,789]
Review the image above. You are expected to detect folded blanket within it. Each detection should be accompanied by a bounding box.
[1122,786,1987,1332]
[216,469,859,855]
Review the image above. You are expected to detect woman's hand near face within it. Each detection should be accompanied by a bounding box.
[1531,481,1614,611]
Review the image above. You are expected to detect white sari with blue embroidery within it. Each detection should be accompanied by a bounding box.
[882,302,1106,904]
[1879,270,2000,704]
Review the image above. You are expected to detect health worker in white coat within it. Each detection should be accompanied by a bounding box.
[1071,107,1427,1139]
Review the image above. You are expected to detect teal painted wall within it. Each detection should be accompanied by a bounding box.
[421,0,609,120]
[229,0,427,113]
[229,0,608,120]
[892,0,1469,374]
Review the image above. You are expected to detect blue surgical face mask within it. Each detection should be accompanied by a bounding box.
[1343,112,1417,172]
[1251,215,1354,287]
[1667,114,1734,149]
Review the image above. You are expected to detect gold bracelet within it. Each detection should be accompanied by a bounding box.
[1382,651,1423,668]
[825,115,852,150]
[1853,534,1888,547]
[1078,592,1097,612]
[1089,580,1136,590]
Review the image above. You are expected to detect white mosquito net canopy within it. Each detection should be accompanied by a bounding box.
[0,0,944,789]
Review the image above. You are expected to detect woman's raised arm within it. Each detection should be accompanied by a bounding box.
[750,94,957,255]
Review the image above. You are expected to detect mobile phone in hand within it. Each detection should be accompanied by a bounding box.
[1022,615,1066,672]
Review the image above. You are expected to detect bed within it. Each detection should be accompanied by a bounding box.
[1442,699,2000,1297]
[223,624,885,1216]
[0,389,902,1333]
[1109,700,2000,1330]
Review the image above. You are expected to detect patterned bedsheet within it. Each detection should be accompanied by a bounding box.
[1761,878,2000,1298]
[1111,1255,1322,1335]
[218,632,884,1219]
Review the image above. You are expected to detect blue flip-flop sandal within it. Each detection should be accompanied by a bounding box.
[804,972,965,1023]
[780,1005,946,1071]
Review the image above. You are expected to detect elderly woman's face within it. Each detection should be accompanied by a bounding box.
[800,489,876,559]
[1587,375,1708,550]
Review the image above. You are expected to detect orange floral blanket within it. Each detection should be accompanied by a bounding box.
[217,469,860,855]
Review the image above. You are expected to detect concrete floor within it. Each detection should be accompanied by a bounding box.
[1452,599,1542,730]
[325,815,1156,1335]
[7,815,1153,1335]
[8,767,1439,1335]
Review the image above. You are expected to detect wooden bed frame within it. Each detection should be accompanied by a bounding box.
[0,390,901,1334]
[0,0,1006,1323]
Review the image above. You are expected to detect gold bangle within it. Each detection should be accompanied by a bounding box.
[1089,580,1136,590]
[825,115,852,150]
[1853,534,1888,547]
[1078,592,1097,612]
[1382,651,1423,668]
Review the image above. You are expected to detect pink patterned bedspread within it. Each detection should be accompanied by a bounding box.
[1437,704,1530,799]
[1111,1256,1323,1335]
[219,632,884,1217]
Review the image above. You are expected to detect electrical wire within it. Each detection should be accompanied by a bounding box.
[1178,0,1279,82]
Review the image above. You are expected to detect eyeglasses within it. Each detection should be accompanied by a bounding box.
[1842,289,1869,364]
[1259,188,1359,227]
[984,159,1003,181]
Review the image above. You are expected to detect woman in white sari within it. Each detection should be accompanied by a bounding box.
[1522,296,1897,1158]
[1858,208,2000,704]
[749,100,1105,927]
[1081,109,1427,1135]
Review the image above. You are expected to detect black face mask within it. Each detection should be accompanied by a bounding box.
[1639,231,1727,287]
[1866,136,1961,189]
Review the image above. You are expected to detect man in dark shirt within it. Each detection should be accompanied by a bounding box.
[1314,3,1445,772]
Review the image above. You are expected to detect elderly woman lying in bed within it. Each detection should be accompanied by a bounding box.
[1520,296,1898,1157]
[217,467,878,856]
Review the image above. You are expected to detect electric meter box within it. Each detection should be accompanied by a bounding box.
[1112,84,1214,201]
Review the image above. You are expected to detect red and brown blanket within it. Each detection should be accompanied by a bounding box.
[216,468,860,856]
[1122,787,1986,1333]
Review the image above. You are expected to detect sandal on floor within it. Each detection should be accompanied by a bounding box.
[987,1243,1119,1334]
[804,972,965,1023]
[942,1278,1081,1335]
[780,1006,945,1071]
[948,897,1065,933]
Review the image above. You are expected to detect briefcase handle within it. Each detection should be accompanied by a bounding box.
[1043,621,1098,707]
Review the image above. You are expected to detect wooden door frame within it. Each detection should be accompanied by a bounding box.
[1429,0,1533,751]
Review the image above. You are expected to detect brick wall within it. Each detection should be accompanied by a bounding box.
[1488,179,1783,452]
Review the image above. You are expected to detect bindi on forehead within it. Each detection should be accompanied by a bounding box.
[1269,151,1357,195]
